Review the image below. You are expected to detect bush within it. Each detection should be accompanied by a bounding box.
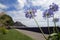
[48,33,60,40]
[0,27,8,34]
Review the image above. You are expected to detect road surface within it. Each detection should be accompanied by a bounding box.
[16,29,49,40]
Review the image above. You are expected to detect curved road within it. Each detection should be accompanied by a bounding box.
[16,29,48,40]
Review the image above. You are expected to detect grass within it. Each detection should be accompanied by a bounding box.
[0,29,33,40]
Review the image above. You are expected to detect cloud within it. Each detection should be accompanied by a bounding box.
[0,3,8,13]
[6,10,36,27]
[6,9,54,27]
[54,8,60,19]
[17,0,26,9]
[31,0,47,6]
[1,0,60,27]
[31,0,60,9]
[0,3,7,9]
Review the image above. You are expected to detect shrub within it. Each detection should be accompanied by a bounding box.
[0,26,8,34]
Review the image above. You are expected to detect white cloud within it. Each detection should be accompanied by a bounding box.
[6,9,55,27]
[17,0,26,9]
[6,10,37,27]
[5,0,60,27]
[0,3,8,12]
[54,8,60,18]
[31,0,60,9]
[32,0,47,6]
[0,3,7,9]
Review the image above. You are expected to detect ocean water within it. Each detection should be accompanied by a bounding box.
[18,27,60,34]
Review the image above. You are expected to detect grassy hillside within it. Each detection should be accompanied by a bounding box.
[0,29,33,40]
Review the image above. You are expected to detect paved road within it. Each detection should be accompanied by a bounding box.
[16,29,49,40]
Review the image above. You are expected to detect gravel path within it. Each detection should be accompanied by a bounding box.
[16,29,49,40]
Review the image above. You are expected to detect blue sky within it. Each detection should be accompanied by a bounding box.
[0,0,60,27]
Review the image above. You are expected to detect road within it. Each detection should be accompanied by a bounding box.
[16,29,49,40]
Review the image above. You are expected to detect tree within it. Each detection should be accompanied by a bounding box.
[0,12,14,27]
[0,12,14,34]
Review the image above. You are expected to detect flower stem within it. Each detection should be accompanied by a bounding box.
[46,16,50,35]
[33,17,48,40]
[31,12,48,40]
[53,15,59,33]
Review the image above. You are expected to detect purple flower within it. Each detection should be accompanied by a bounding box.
[24,7,37,19]
[49,3,59,12]
[43,3,59,18]
[43,9,54,18]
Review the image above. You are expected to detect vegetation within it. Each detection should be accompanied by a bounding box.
[0,12,14,34]
[0,26,8,34]
[0,29,33,40]
[0,12,14,26]
[0,12,33,40]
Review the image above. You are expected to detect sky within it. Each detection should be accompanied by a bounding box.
[0,0,60,27]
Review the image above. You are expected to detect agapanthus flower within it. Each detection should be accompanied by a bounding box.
[24,7,37,19]
[43,3,59,18]
[49,3,59,12]
[43,9,54,18]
